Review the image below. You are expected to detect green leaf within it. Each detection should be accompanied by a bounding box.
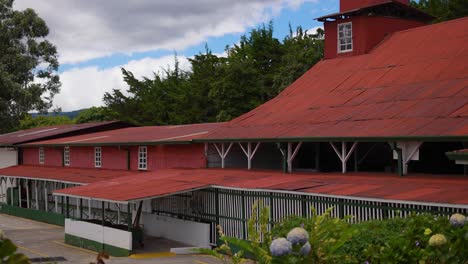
[0,239,18,258]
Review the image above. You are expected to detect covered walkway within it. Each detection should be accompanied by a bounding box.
[52,168,468,206]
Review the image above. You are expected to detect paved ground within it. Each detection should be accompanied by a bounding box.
[0,214,221,264]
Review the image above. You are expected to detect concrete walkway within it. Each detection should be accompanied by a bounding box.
[0,213,220,264]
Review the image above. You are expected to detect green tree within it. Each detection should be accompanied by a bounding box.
[273,26,324,93]
[19,114,73,130]
[0,0,60,133]
[227,22,284,101]
[104,56,194,126]
[74,106,114,124]
[106,22,324,124]
[188,45,227,122]
[210,58,262,121]
[411,0,468,22]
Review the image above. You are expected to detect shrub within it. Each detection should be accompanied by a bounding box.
[0,229,30,264]
[202,205,468,264]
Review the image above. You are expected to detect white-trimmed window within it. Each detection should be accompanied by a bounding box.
[338,22,353,53]
[94,147,102,168]
[64,146,70,166]
[138,146,147,170]
[39,147,45,164]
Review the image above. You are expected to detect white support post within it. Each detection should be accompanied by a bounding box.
[10,178,14,206]
[18,179,22,207]
[2,178,6,204]
[34,181,39,210]
[7,178,10,205]
[76,198,81,217]
[0,177,3,203]
[44,183,48,212]
[213,143,233,168]
[54,182,58,213]
[401,142,423,175]
[117,204,121,224]
[88,199,92,218]
[287,142,303,173]
[26,180,30,208]
[239,142,261,170]
[330,142,358,173]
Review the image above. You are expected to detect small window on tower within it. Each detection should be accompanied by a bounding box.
[138,146,147,170]
[95,147,102,168]
[338,22,353,53]
[64,146,70,166]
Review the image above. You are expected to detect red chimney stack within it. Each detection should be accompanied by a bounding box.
[318,0,432,59]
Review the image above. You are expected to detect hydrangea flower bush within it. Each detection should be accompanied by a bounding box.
[202,203,468,264]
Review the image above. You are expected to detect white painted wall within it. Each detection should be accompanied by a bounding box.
[0,148,17,169]
[141,213,210,247]
[65,219,132,250]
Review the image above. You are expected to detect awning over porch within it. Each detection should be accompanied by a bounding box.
[53,168,468,206]
[0,165,143,184]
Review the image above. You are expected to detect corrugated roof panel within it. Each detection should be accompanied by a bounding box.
[0,165,138,184]
[25,122,223,146]
[0,121,126,146]
[51,168,468,204]
[450,104,468,117]
[410,118,465,136]
[199,18,468,141]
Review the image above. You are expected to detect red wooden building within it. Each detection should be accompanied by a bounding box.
[0,0,467,256]
[21,123,219,171]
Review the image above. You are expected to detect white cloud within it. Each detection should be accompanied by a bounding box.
[14,0,318,64]
[54,55,190,111]
[308,26,323,34]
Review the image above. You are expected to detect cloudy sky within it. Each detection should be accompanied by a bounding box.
[14,0,338,111]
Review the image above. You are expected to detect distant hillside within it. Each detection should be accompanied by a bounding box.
[31,109,85,119]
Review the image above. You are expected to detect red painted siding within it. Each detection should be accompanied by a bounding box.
[324,16,425,59]
[23,147,62,166]
[340,0,409,12]
[24,144,206,170]
[130,144,206,171]
[44,147,62,167]
[23,147,39,165]
[68,146,94,168]
[100,146,128,170]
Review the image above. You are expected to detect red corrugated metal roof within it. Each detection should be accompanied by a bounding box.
[0,121,127,146]
[24,122,223,146]
[0,165,140,184]
[201,18,468,141]
[54,168,468,205]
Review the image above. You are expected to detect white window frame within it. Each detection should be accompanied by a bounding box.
[94,147,102,168]
[138,146,147,170]
[64,146,70,166]
[39,147,45,164]
[337,22,353,53]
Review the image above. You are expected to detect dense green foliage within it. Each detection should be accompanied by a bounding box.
[74,107,114,124]
[207,204,468,264]
[18,114,73,130]
[103,25,324,126]
[0,230,29,263]
[0,0,60,133]
[5,1,467,132]
[411,0,468,22]
[15,106,114,130]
